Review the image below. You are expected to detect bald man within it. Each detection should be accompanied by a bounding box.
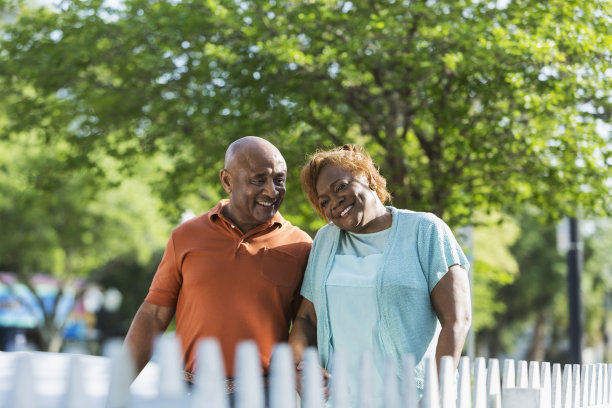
[124,136,312,389]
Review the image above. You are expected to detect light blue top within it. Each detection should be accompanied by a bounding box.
[301,207,470,387]
[327,228,391,405]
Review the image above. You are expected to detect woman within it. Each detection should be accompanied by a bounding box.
[289,144,471,402]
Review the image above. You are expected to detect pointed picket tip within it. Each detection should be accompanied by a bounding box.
[571,365,581,408]
[234,340,265,408]
[401,354,418,408]
[357,353,374,408]
[301,347,325,408]
[561,364,573,408]
[9,354,36,408]
[106,341,135,408]
[382,356,400,408]
[191,338,229,408]
[330,351,351,408]
[269,343,296,408]
[551,364,562,408]
[528,361,541,389]
[473,357,487,408]
[488,358,502,408]
[439,356,455,408]
[503,359,516,389]
[65,355,87,408]
[517,361,529,388]
[540,362,552,408]
[155,333,187,398]
[422,357,440,408]
[457,356,472,408]
[580,365,589,408]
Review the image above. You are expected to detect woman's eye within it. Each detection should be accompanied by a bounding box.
[335,183,347,192]
[320,200,328,208]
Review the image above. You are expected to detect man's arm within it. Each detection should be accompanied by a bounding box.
[123,301,175,379]
[430,264,472,370]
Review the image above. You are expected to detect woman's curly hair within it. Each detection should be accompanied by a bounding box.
[300,144,392,218]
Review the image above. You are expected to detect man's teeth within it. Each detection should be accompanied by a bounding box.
[257,201,275,207]
[340,205,353,217]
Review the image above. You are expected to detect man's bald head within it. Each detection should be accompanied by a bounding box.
[224,136,285,171]
[219,136,287,233]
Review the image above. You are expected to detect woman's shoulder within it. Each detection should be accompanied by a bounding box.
[313,222,340,241]
[393,207,442,225]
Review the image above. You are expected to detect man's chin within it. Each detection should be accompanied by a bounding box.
[253,205,279,221]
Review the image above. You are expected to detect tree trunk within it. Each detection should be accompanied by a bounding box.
[528,312,547,362]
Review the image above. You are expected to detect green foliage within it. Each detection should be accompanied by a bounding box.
[0,133,172,277]
[487,208,567,359]
[0,0,610,352]
[471,213,520,331]
[0,0,609,228]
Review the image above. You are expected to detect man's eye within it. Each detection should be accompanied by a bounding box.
[251,179,265,185]
[275,178,286,186]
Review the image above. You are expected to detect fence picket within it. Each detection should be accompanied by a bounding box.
[518,361,529,388]
[301,347,324,408]
[581,365,590,408]
[383,357,400,408]
[269,343,296,408]
[357,353,374,408]
[530,362,541,389]
[234,341,265,408]
[551,364,561,408]
[503,359,516,389]
[3,340,612,408]
[401,354,418,408]
[474,357,487,408]
[423,357,440,408]
[457,356,471,408]
[191,338,229,408]
[541,362,552,408]
[65,355,86,408]
[573,365,581,408]
[329,352,350,408]
[439,356,455,408]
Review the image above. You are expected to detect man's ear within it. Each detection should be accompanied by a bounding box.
[219,169,232,194]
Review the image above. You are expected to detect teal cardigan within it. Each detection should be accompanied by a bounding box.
[300,207,470,385]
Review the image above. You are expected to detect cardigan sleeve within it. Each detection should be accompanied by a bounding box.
[417,213,470,294]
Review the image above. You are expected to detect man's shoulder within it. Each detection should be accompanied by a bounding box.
[277,215,313,244]
[171,209,216,237]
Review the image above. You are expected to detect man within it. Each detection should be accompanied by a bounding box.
[124,136,312,385]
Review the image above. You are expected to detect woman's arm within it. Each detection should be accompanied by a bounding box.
[430,264,472,370]
[288,297,318,365]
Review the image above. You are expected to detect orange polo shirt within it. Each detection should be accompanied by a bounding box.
[145,200,312,377]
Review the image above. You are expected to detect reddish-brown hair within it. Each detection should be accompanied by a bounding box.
[300,144,392,218]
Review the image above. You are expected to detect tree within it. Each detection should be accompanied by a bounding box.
[0,0,609,226]
[0,0,610,351]
[0,133,172,350]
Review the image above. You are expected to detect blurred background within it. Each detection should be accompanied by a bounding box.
[0,0,610,365]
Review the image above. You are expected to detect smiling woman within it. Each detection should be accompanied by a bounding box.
[289,144,472,407]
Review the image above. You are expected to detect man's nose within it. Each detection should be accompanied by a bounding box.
[262,179,277,196]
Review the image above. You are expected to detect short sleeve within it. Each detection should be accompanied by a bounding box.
[144,234,182,307]
[417,214,470,294]
[300,242,316,302]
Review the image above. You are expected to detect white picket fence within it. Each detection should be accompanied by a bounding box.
[0,335,611,408]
